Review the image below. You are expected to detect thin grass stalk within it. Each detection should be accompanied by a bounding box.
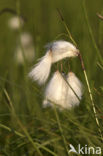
[82,0,103,64]
[60,72,81,102]
[47,98,69,155]
[16,140,58,156]
[0,123,24,137]
[47,99,82,156]
[82,0,103,142]
[16,0,27,66]
[3,88,43,156]
[53,104,70,155]
[3,89,59,156]
[36,142,58,156]
[16,0,33,112]
[97,62,103,71]
[57,9,103,142]
[57,8,77,47]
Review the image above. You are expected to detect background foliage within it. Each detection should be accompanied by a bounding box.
[0,0,103,155]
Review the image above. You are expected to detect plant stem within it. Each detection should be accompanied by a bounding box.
[4,88,43,156]
[0,123,24,137]
[57,8,103,142]
[53,105,69,155]
[82,0,103,64]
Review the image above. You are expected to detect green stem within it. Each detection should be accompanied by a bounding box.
[0,123,24,137]
[82,0,103,64]
[57,8,103,142]
[60,72,81,102]
[4,88,43,156]
[53,105,69,155]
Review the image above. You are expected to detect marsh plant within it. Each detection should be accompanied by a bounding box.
[29,40,83,109]
[0,0,103,156]
[15,32,35,64]
[29,40,79,84]
[43,71,83,109]
[8,16,24,30]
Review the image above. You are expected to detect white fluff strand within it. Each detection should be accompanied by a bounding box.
[28,51,52,84]
[43,71,68,108]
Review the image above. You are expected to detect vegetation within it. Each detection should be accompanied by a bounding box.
[0,0,103,155]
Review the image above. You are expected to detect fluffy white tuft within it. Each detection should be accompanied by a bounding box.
[20,32,33,47]
[28,40,79,85]
[66,72,83,107]
[43,71,83,109]
[8,16,24,30]
[43,71,68,108]
[15,46,35,64]
[15,32,35,64]
[46,40,79,63]
[28,51,52,84]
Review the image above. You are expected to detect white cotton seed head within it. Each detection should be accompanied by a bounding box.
[15,32,35,64]
[46,40,79,63]
[15,46,35,64]
[28,40,79,85]
[43,71,83,110]
[28,51,52,84]
[20,33,33,47]
[8,16,24,30]
[43,71,68,108]
[66,72,83,107]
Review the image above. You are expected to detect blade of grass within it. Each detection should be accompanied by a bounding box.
[97,62,103,71]
[53,105,69,155]
[48,100,82,156]
[57,8,103,142]
[4,89,61,156]
[60,72,81,102]
[3,88,43,156]
[16,0,28,67]
[57,8,77,47]
[82,0,103,64]
[0,123,24,137]
[47,98,69,155]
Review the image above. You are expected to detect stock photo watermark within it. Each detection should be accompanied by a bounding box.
[69,144,101,155]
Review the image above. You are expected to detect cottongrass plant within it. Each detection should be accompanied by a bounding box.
[28,40,79,84]
[8,16,24,30]
[43,71,83,109]
[15,32,35,64]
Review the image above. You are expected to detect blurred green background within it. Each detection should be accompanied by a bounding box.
[0,0,103,155]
